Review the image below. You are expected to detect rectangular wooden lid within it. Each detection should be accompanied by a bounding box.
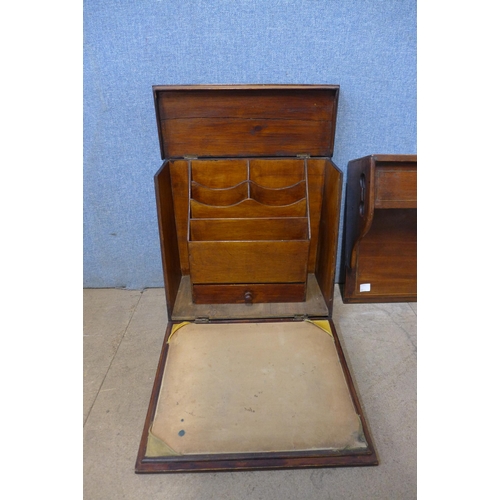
[153,85,339,159]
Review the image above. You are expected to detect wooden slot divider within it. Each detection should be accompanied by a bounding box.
[189,217,309,242]
[190,180,307,207]
[191,180,248,206]
[187,158,312,302]
[304,158,311,240]
[191,159,248,187]
[189,198,308,219]
[189,240,310,284]
[249,180,306,206]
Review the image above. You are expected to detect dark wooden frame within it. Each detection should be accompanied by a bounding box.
[135,318,378,473]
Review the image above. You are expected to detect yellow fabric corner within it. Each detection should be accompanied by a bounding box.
[145,427,180,457]
[167,321,191,343]
[306,319,333,337]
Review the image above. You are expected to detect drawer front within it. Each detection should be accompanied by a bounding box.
[192,283,307,304]
[188,240,310,284]
[375,167,417,209]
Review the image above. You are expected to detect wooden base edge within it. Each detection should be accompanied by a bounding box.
[135,452,378,473]
[340,294,417,304]
[339,281,416,303]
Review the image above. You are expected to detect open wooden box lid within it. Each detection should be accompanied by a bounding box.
[153,85,340,159]
[153,85,343,321]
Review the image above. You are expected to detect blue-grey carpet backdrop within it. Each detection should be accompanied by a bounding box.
[83,0,416,289]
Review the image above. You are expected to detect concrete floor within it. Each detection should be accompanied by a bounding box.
[83,286,416,499]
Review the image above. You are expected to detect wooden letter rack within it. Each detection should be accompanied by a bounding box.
[136,85,378,472]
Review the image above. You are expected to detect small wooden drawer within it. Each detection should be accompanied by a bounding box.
[192,282,307,304]
[374,166,417,209]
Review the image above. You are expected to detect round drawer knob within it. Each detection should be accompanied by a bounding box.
[244,291,253,304]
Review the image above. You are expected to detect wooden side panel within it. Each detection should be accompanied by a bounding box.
[169,160,190,273]
[315,160,343,315]
[306,159,326,272]
[154,161,182,318]
[154,87,339,158]
[342,156,376,272]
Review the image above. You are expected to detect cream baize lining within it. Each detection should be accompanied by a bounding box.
[146,321,367,457]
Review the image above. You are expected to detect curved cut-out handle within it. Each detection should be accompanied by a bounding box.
[359,174,366,217]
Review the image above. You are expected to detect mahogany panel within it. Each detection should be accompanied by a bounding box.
[315,160,343,315]
[169,160,190,274]
[154,85,339,159]
[161,118,332,158]
[154,161,182,317]
[189,240,309,284]
[157,88,335,121]
[305,159,326,272]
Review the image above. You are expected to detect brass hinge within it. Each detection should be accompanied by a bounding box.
[293,314,309,321]
[194,317,210,324]
[184,155,198,160]
[297,154,310,159]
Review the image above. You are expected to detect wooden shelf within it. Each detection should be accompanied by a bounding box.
[341,154,417,303]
